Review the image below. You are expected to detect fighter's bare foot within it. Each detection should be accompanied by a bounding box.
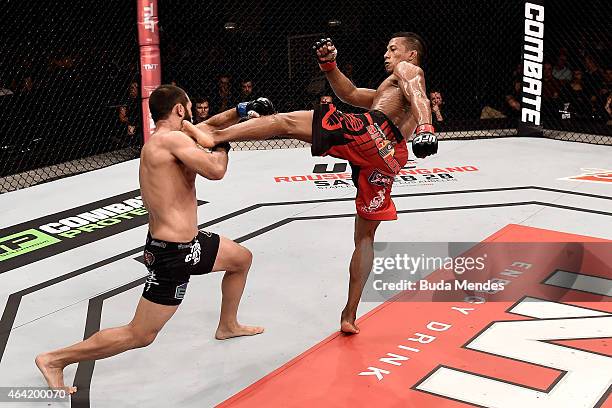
[340,319,360,334]
[340,309,360,334]
[215,324,264,340]
[35,354,77,394]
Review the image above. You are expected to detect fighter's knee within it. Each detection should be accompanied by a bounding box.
[244,247,253,265]
[228,245,252,273]
[135,332,157,348]
[237,246,253,270]
[354,227,378,245]
[129,326,159,348]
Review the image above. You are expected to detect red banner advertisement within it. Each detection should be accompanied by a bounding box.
[137,0,159,45]
[137,0,160,142]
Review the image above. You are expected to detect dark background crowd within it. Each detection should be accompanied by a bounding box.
[0,0,610,184]
[501,44,612,127]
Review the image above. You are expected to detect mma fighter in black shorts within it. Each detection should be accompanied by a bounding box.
[35,85,274,392]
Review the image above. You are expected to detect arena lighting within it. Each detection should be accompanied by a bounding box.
[327,19,341,27]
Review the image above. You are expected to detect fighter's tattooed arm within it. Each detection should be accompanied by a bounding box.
[394,61,432,125]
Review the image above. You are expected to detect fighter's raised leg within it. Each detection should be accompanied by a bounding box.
[210,111,314,145]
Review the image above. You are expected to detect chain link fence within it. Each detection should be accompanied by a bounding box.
[0,0,141,192]
[158,0,526,145]
[540,0,611,144]
[1,1,610,192]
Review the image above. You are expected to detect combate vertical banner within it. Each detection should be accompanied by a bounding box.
[518,0,545,137]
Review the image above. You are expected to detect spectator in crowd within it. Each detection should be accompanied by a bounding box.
[589,94,608,122]
[53,52,75,70]
[212,74,235,113]
[542,63,561,100]
[11,57,35,93]
[47,49,80,87]
[320,95,333,104]
[560,70,591,118]
[429,90,445,123]
[504,79,522,119]
[490,62,524,120]
[542,62,561,121]
[583,55,604,99]
[239,79,255,100]
[128,81,138,97]
[117,80,141,142]
[601,68,612,119]
[553,54,572,82]
[603,68,612,94]
[193,97,211,124]
[0,80,13,96]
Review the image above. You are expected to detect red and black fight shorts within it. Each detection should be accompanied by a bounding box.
[311,103,408,220]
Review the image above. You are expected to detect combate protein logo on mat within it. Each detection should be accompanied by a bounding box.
[0,190,205,274]
[0,190,208,273]
[0,190,148,273]
[273,162,479,189]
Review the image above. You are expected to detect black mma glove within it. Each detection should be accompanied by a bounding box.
[236,97,275,119]
[213,141,231,153]
[412,124,438,159]
[313,38,338,72]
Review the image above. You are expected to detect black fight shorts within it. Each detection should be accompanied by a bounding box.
[142,231,220,305]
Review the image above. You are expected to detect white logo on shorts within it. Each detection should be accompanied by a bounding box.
[361,189,386,213]
[175,283,188,300]
[184,240,201,265]
[144,270,160,292]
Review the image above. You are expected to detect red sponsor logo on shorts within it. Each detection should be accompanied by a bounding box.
[367,124,400,174]
[143,250,155,266]
[368,170,394,188]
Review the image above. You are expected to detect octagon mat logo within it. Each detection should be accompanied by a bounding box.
[560,168,612,184]
[0,191,207,274]
[273,161,479,190]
